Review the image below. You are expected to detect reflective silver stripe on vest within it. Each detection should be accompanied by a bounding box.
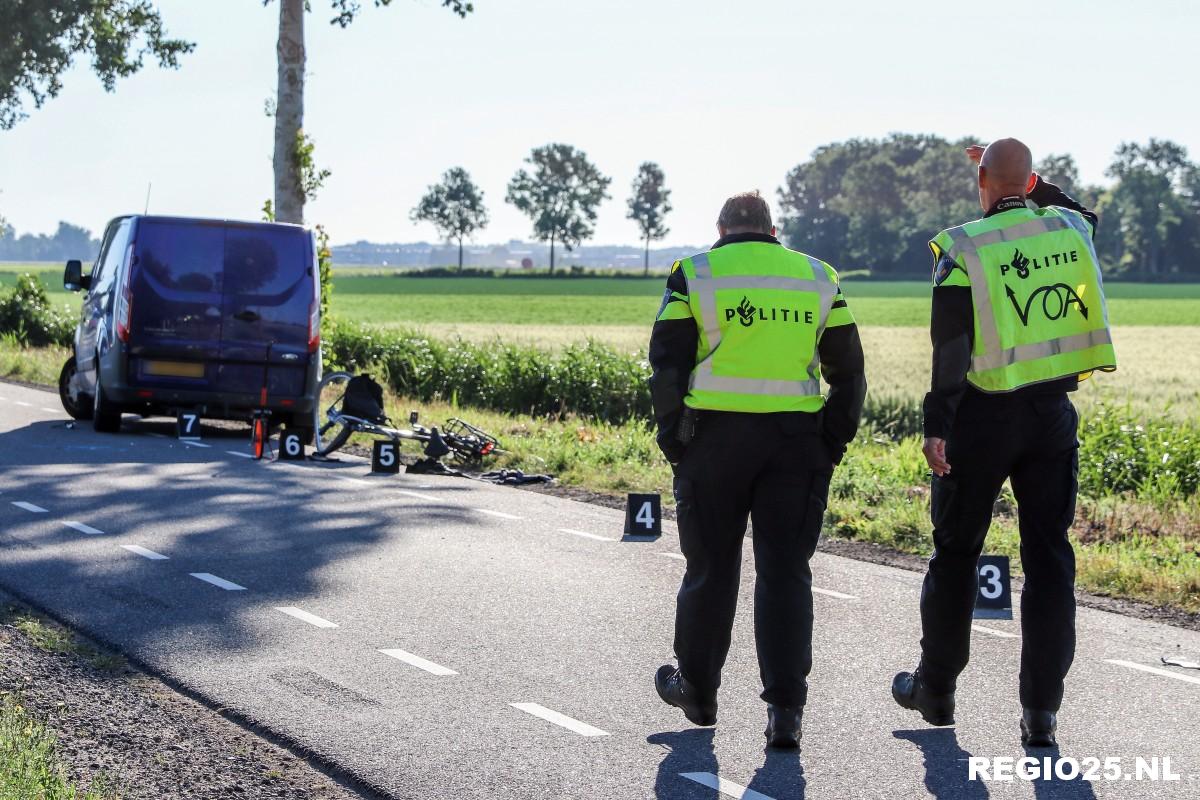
[1054,210,1112,329]
[972,327,1114,372]
[691,372,822,396]
[689,252,722,353]
[686,250,836,398]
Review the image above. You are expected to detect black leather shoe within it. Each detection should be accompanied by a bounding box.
[764,705,803,749]
[892,670,955,726]
[1020,709,1057,747]
[655,665,716,726]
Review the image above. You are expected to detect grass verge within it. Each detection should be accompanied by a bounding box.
[0,695,117,799]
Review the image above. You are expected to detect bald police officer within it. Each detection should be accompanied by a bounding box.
[649,191,866,748]
[892,139,1116,747]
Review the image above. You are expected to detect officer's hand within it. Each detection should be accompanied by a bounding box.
[965,145,985,165]
[923,437,951,477]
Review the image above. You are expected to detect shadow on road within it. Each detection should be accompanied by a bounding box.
[650,729,718,798]
[893,728,989,800]
[0,415,486,675]
[648,728,807,799]
[1027,744,1099,800]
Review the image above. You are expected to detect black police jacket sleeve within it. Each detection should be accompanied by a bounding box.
[648,267,697,463]
[817,321,866,465]
[922,177,1098,439]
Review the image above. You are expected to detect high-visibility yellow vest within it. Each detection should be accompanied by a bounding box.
[657,242,853,413]
[931,206,1117,393]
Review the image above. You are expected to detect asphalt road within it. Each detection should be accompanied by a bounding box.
[1,379,1198,800]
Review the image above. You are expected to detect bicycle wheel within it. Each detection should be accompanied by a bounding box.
[313,371,355,456]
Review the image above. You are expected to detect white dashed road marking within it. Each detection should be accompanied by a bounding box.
[509,703,609,737]
[182,440,211,448]
[657,552,686,561]
[1107,659,1200,687]
[398,489,439,502]
[558,528,615,542]
[189,573,247,591]
[11,501,48,513]
[972,624,1019,639]
[41,407,59,414]
[336,476,370,487]
[146,432,168,438]
[275,607,338,628]
[379,649,458,676]
[680,773,775,800]
[63,521,104,535]
[226,450,255,459]
[120,544,169,560]
[476,509,523,521]
[812,587,858,600]
[13,401,31,407]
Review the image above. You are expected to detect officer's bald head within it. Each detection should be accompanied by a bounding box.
[978,138,1033,209]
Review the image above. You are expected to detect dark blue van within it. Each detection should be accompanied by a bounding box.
[59,216,321,440]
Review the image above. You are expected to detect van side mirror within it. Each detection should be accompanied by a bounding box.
[64,260,87,292]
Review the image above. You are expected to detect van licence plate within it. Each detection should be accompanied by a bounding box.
[144,360,205,378]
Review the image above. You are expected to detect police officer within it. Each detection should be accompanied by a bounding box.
[648,191,866,748]
[891,139,1116,747]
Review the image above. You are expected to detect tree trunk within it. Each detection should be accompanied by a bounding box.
[644,235,650,276]
[549,233,556,274]
[457,237,464,271]
[273,0,306,224]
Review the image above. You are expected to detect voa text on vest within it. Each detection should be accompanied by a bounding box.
[998,247,1089,327]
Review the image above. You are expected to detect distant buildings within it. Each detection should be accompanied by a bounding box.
[329,239,704,270]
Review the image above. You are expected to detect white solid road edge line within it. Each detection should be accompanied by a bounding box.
[476,508,524,521]
[1107,659,1200,687]
[558,528,615,542]
[63,521,104,535]
[680,772,775,800]
[972,624,1019,639]
[812,587,858,600]
[378,649,458,676]
[11,501,48,513]
[189,573,247,591]
[510,703,610,737]
[275,606,338,628]
[120,544,169,560]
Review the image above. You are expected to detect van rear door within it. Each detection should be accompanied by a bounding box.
[128,220,225,384]
[218,224,313,399]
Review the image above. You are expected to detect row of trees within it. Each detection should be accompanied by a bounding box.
[0,221,100,262]
[777,133,1200,278]
[412,147,672,272]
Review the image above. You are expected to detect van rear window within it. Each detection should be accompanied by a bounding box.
[138,223,224,292]
[224,227,308,295]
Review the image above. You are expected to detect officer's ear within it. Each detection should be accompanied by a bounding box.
[770,225,777,238]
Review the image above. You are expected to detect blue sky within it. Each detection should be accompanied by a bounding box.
[1,0,1197,249]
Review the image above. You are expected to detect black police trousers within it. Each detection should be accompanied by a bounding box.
[672,411,833,709]
[920,392,1080,711]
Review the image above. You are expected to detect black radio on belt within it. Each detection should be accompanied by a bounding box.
[677,408,698,445]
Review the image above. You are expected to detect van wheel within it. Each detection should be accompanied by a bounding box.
[92,374,122,433]
[59,358,93,421]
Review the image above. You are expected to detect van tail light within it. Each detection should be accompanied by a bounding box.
[115,242,135,343]
[307,300,320,353]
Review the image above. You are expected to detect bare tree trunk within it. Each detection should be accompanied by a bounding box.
[549,233,556,274]
[458,237,464,271]
[273,0,306,224]
[644,235,650,276]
